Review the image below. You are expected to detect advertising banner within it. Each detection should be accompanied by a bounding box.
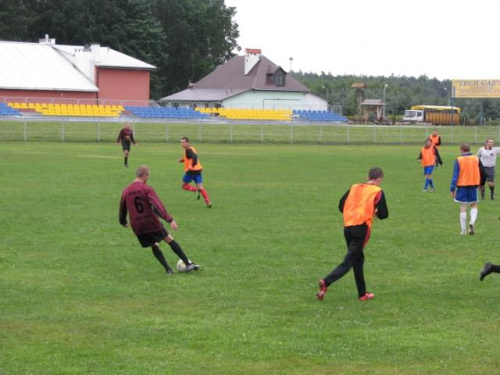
[452,80,500,98]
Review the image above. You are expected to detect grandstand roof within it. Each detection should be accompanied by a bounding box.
[161,54,310,102]
[0,40,155,92]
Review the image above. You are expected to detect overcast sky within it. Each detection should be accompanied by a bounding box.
[224,0,500,80]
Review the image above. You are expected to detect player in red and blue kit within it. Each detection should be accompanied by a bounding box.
[116,122,137,167]
[119,165,200,274]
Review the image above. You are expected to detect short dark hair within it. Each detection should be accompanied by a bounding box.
[368,167,384,180]
[460,143,470,153]
[136,165,150,177]
[181,136,189,142]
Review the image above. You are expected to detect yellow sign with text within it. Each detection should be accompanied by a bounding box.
[452,80,500,98]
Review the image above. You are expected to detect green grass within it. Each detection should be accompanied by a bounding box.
[1,142,500,374]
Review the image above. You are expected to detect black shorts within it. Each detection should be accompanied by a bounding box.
[484,166,495,182]
[137,227,169,248]
[122,141,131,151]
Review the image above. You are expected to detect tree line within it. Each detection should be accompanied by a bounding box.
[293,72,500,123]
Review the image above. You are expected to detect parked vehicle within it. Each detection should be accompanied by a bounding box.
[403,105,460,124]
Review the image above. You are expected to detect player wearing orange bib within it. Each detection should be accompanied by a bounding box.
[317,167,389,302]
[429,129,442,149]
[417,138,443,192]
[178,137,211,208]
[450,143,486,235]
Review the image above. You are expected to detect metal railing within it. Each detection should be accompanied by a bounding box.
[1,117,499,145]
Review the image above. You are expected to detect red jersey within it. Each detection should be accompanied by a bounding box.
[116,128,136,143]
[119,181,173,235]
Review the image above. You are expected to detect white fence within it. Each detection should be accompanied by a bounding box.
[0,117,499,145]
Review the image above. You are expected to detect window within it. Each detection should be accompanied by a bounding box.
[275,70,285,87]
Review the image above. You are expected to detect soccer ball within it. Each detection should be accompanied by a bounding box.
[176,259,188,273]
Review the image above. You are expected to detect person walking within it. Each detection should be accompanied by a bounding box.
[178,137,212,208]
[429,129,442,149]
[476,138,500,200]
[116,122,137,167]
[480,262,500,281]
[317,167,389,301]
[450,143,486,235]
[417,138,443,192]
[119,165,200,274]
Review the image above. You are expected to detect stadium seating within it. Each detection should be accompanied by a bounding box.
[198,108,292,121]
[293,110,348,122]
[7,102,124,117]
[0,103,21,116]
[125,106,210,119]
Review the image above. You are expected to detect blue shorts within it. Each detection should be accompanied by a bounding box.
[454,186,478,203]
[183,173,203,184]
[423,166,434,175]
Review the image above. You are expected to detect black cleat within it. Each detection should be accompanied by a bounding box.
[469,224,475,235]
[166,267,174,275]
[480,262,493,281]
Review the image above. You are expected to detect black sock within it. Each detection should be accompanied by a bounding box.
[125,156,128,165]
[152,245,172,272]
[168,240,190,264]
[490,186,494,196]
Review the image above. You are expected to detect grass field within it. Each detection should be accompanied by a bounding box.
[1,141,499,374]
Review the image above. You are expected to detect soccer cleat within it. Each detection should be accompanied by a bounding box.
[491,195,495,200]
[429,187,435,192]
[480,263,493,281]
[166,267,174,275]
[316,279,328,301]
[206,201,212,208]
[422,189,427,192]
[358,292,375,301]
[469,224,475,235]
[196,189,201,200]
[186,262,201,272]
[460,230,467,235]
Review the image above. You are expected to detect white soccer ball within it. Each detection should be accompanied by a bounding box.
[176,259,188,273]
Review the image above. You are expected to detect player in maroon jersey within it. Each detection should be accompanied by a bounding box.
[119,165,200,274]
[116,122,137,167]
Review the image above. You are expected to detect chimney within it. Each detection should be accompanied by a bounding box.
[244,48,261,75]
[91,44,101,63]
[39,34,56,45]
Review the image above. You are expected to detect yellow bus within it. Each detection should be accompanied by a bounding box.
[403,105,460,125]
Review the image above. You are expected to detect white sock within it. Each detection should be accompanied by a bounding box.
[470,208,478,225]
[460,212,467,232]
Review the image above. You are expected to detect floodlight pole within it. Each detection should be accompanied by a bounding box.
[322,85,329,111]
[444,87,452,125]
[383,84,388,120]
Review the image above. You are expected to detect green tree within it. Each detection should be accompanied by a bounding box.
[0,0,30,40]
[153,0,239,95]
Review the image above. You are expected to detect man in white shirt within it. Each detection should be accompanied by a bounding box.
[477,139,500,200]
